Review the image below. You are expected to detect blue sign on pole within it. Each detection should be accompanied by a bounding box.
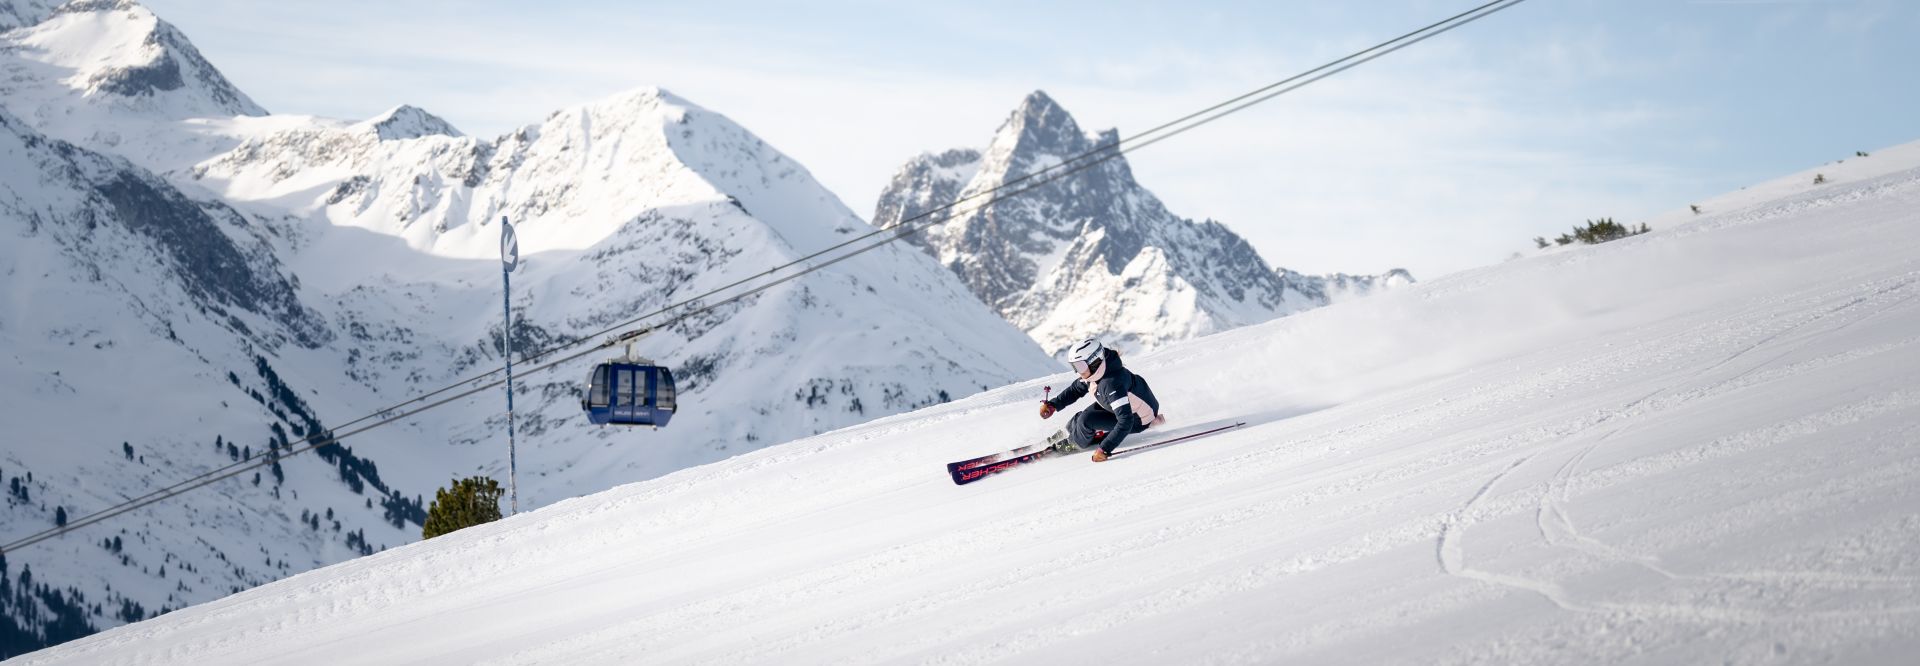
[501,217,520,273]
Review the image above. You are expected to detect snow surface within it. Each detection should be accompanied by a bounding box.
[20,143,1920,663]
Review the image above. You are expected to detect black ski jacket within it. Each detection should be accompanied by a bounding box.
[1045,348,1160,453]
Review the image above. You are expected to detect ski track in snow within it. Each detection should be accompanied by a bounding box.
[1440,262,1920,628]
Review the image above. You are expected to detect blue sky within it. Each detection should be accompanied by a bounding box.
[144,0,1919,279]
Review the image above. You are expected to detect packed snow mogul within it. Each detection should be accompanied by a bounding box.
[1040,338,1165,462]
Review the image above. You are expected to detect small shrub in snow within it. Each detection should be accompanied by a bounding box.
[1551,218,1649,246]
[1814,173,1827,184]
[422,476,504,539]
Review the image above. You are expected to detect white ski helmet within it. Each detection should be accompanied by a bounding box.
[1068,338,1105,374]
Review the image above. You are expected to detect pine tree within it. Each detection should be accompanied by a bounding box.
[422,476,505,539]
[1573,218,1629,243]
[1548,218,1650,247]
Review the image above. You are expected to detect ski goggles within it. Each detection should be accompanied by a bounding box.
[1071,358,1098,375]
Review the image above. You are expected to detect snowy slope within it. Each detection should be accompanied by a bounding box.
[23,141,1920,663]
[874,91,1413,356]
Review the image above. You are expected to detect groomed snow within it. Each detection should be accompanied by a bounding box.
[19,143,1920,663]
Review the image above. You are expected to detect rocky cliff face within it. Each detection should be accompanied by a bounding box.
[874,91,1412,356]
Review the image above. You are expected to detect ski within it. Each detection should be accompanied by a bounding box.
[948,421,1248,485]
[945,441,1052,475]
[1106,421,1247,459]
[949,447,1062,485]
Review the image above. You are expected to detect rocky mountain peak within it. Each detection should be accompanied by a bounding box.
[875,91,1412,355]
[356,104,463,140]
[5,0,265,117]
[993,90,1084,155]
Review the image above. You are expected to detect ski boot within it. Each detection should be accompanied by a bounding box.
[1046,429,1076,454]
[1048,429,1106,454]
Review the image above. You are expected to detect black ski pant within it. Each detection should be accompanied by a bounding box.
[1067,407,1147,449]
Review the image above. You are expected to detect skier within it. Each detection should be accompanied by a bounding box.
[1040,338,1164,462]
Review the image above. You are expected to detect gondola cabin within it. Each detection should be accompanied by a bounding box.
[582,360,676,428]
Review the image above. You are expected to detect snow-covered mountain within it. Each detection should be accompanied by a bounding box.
[183,84,1056,495]
[0,106,419,657]
[1,1,1055,656]
[0,0,272,169]
[24,138,1920,665]
[873,91,1411,356]
[0,4,450,647]
[352,105,462,142]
